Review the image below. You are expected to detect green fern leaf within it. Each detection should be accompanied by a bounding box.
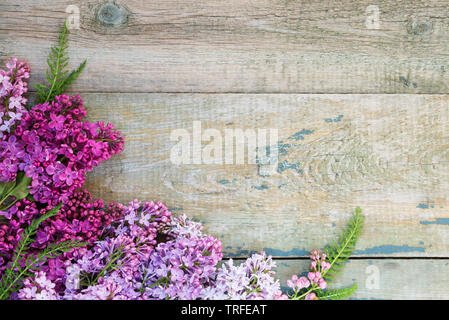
[0,204,63,299]
[34,22,87,103]
[316,283,358,300]
[57,59,87,94]
[323,207,364,282]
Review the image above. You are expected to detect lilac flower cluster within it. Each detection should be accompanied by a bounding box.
[0,54,352,300]
[0,58,30,138]
[141,234,222,299]
[287,249,331,300]
[54,201,172,299]
[18,271,59,300]
[0,190,124,278]
[60,201,222,300]
[203,252,288,300]
[16,200,292,300]
[0,58,30,181]
[13,94,124,205]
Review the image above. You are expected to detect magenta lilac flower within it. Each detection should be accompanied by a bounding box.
[13,94,124,205]
[0,190,124,278]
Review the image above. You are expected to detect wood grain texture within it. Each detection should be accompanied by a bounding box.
[273,259,449,300]
[3,1,449,299]
[76,93,449,258]
[2,0,449,93]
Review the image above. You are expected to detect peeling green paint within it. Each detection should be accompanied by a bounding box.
[399,76,418,88]
[251,184,269,190]
[278,160,303,174]
[263,247,310,256]
[325,115,344,123]
[168,207,183,211]
[417,203,434,209]
[355,245,425,255]
[420,218,449,226]
[288,129,314,141]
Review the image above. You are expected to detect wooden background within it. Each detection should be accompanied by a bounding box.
[2,0,449,299]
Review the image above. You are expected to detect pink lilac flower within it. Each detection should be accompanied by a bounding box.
[0,59,30,182]
[0,58,30,140]
[287,248,330,298]
[287,274,310,292]
[305,292,318,300]
[17,271,60,300]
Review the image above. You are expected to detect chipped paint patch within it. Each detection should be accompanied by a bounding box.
[420,218,449,226]
[225,247,254,257]
[288,129,314,141]
[417,203,434,209]
[263,247,310,257]
[278,143,291,155]
[355,245,425,255]
[325,115,344,123]
[251,184,269,190]
[278,160,303,174]
[218,179,230,184]
[168,207,183,211]
[399,76,418,88]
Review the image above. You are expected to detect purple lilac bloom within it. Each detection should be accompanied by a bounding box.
[17,271,60,300]
[0,190,124,282]
[61,200,173,300]
[42,200,291,300]
[0,58,30,139]
[0,58,30,182]
[205,252,288,300]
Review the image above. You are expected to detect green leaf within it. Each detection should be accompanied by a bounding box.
[0,172,32,211]
[316,283,358,300]
[57,59,86,94]
[0,180,15,198]
[9,172,32,200]
[33,22,87,103]
[0,180,17,210]
[0,203,88,300]
[323,207,365,282]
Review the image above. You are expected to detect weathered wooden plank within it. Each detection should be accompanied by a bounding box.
[75,93,449,257]
[2,0,449,93]
[273,259,449,300]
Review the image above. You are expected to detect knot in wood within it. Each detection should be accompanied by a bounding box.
[96,2,128,27]
[406,19,433,36]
